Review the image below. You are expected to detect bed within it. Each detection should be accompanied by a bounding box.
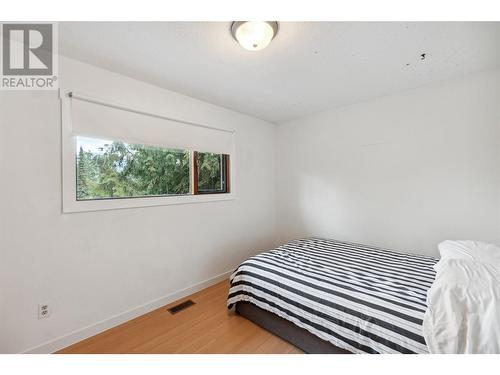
[227,237,438,354]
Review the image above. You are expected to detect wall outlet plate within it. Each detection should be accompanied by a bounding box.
[38,303,51,319]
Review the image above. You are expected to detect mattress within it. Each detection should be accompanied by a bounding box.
[227,237,438,354]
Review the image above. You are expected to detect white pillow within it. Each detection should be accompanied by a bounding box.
[438,240,500,267]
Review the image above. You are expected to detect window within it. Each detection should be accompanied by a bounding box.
[194,152,230,194]
[62,91,234,212]
[75,136,230,202]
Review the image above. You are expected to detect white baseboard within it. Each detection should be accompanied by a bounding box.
[23,270,233,354]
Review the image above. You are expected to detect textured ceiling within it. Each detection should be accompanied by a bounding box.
[60,22,500,123]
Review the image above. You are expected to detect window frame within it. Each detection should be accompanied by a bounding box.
[61,90,235,213]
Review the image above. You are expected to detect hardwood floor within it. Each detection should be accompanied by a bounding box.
[57,280,303,354]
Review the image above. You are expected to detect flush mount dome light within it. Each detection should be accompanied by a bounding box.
[231,21,279,51]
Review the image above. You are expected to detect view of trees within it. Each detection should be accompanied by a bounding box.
[196,152,225,192]
[76,137,225,200]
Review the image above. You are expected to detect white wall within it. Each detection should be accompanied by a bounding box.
[276,69,500,257]
[0,57,276,353]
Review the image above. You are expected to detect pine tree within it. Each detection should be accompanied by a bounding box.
[76,146,89,199]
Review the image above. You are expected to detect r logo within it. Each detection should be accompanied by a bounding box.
[2,23,53,76]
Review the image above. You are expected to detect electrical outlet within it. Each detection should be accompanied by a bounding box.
[38,303,51,319]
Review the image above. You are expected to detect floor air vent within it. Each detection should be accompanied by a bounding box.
[168,299,195,314]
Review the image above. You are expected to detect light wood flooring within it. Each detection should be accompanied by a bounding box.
[57,280,303,354]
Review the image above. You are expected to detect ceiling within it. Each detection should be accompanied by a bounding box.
[60,22,500,123]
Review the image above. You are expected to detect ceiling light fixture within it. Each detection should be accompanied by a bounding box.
[231,21,279,51]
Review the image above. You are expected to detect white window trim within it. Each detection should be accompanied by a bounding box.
[60,90,236,213]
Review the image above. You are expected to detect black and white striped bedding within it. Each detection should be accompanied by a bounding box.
[227,237,438,354]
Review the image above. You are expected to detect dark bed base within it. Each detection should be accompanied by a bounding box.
[235,302,351,354]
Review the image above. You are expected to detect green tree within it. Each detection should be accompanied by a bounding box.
[125,146,190,195]
[76,140,191,200]
[76,146,90,199]
[197,152,223,191]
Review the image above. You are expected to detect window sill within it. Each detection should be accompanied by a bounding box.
[62,193,235,213]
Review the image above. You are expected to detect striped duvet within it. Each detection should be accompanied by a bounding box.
[227,237,438,354]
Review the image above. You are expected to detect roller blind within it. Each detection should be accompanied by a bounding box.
[70,94,234,154]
